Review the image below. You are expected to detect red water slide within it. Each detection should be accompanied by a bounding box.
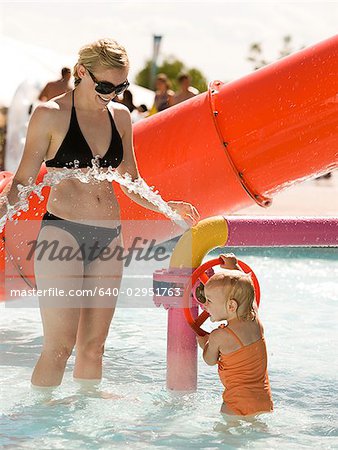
[0,35,337,299]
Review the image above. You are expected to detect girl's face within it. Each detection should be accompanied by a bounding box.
[204,281,239,323]
[203,284,228,322]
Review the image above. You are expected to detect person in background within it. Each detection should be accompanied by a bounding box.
[38,67,73,102]
[132,104,149,123]
[116,90,149,123]
[173,73,199,105]
[120,89,136,113]
[150,73,175,114]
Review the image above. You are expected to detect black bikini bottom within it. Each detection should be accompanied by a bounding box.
[40,211,122,266]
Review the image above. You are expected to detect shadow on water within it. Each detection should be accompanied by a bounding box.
[0,332,41,367]
[132,390,276,449]
[0,389,127,449]
[0,395,81,447]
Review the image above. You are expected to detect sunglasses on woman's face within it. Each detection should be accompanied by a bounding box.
[87,69,130,96]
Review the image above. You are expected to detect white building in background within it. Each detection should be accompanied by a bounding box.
[1,36,155,173]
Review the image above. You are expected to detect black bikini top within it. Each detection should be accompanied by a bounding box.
[45,90,123,168]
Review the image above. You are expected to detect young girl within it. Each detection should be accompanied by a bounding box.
[197,254,273,416]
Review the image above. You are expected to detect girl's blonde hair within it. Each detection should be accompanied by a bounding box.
[206,270,256,321]
[73,38,129,86]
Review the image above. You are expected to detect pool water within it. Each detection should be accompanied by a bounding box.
[1,249,337,449]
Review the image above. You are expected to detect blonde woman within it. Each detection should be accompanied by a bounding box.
[1,38,199,389]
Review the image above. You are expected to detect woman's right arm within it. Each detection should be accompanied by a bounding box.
[0,104,53,214]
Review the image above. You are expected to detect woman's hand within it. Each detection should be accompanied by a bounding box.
[167,201,200,226]
[219,253,241,271]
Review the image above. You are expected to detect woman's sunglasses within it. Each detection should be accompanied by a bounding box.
[87,69,130,96]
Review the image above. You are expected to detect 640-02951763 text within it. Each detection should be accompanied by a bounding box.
[9,287,182,298]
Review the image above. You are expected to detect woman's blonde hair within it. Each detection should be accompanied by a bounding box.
[73,38,129,86]
[206,270,256,321]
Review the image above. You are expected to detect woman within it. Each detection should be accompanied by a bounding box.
[1,38,199,388]
[151,73,175,114]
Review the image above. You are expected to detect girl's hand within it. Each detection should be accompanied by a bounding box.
[197,334,209,349]
[167,201,200,226]
[219,253,241,270]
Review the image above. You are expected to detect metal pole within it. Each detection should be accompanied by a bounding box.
[150,35,162,90]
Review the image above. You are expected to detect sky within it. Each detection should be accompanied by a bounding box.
[0,1,337,84]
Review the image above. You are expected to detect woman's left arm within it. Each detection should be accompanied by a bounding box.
[115,106,200,226]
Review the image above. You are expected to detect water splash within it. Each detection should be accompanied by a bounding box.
[0,157,189,232]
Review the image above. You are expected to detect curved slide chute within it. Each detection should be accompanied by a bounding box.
[0,35,337,300]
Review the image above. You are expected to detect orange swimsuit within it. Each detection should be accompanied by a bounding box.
[217,325,273,416]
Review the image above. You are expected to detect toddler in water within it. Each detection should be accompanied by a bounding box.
[197,254,273,416]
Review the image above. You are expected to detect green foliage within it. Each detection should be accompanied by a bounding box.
[247,35,304,70]
[134,56,208,93]
[134,61,152,90]
[186,68,208,94]
[160,57,185,88]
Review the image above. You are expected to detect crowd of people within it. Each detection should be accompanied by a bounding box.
[37,68,199,124]
[114,72,199,123]
[149,72,199,114]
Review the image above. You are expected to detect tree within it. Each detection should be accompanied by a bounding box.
[247,35,304,70]
[134,56,208,93]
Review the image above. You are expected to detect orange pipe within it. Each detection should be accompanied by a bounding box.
[0,35,337,299]
[111,35,338,243]
[118,35,337,221]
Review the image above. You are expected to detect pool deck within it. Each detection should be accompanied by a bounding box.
[237,172,337,217]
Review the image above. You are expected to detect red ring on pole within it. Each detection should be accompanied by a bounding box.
[183,257,260,336]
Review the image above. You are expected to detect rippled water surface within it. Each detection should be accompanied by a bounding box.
[1,249,337,449]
